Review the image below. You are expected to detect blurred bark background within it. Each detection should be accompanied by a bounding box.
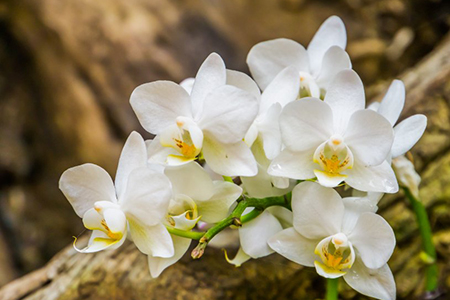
[0,0,449,299]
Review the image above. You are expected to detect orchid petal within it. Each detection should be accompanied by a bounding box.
[202,137,257,177]
[260,66,300,114]
[76,230,126,253]
[197,181,242,223]
[307,16,347,74]
[190,53,226,116]
[121,168,172,226]
[128,220,174,258]
[344,109,394,166]
[259,103,283,160]
[164,162,214,201]
[247,38,309,90]
[392,114,427,158]
[315,46,352,89]
[198,85,258,144]
[147,235,191,278]
[225,247,252,267]
[148,235,191,278]
[344,258,396,300]
[378,80,405,126]
[115,131,147,201]
[268,148,316,180]
[226,69,261,99]
[292,182,344,239]
[59,163,116,217]
[268,228,318,267]
[130,81,192,134]
[324,70,365,133]
[179,77,195,94]
[239,211,283,258]
[348,212,395,269]
[280,98,334,152]
[345,160,399,193]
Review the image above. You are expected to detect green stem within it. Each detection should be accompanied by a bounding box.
[222,176,234,183]
[191,194,291,259]
[326,278,339,300]
[403,186,438,292]
[165,226,204,240]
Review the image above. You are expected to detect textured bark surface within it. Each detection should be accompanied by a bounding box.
[0,0,449,299]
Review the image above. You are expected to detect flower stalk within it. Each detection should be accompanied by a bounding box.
[191,194,291,259]
[403,186,438,292]
[326,278,339,300]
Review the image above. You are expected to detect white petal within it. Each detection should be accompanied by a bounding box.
[324,70,365,133]
[378,80,405,126]
[121,168,172,226]
[247,38,309,90]
[242,163,291,198]
[224,247,252,267]
[268,148,316,180]
[130,81,192,134]
[392,155,421,197]
[59,163,116,217]
[345,160,399,193]
[344,109,394,166]
[147,234,191,278]
[314,170,347,188]
[202,137,257,177]
[197,181,242,223]
[128,220,174,257]
[239,211,283,258]
[392,114,427,158]
[260,66,300,114]
[315,46,352,89]
[341,196,379,234]
[103,208,127,234]
[267,206,293,228]
[115,132,147,201]
[268,228,318,267]
[146,136,178,165]
[164,162,214,201]
[344,259,396,300]
[179,77,195,94]
[208,229,240,248]
[226,69,261,99]
[244,123,259,148]
[190,53,226,116]
[82,208,103,230]
[258,103,282,160]
[307,16,347,74]
[75,230,126,253]
[348,212,395,269]
[314,261,347,279]
[292,181,344,239]
[280,99,333,152]
[198,85,258,144]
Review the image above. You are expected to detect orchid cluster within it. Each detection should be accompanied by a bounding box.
[59,16,429,300]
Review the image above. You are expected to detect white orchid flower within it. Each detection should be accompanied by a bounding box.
[269,182,396,300]
[147,162,243,277]
[268,69,398,193]
[59,132,174,261]
[247,16,351,98]
[130,53,259,177]
[225,206,293,267]
[369,79,427,160]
